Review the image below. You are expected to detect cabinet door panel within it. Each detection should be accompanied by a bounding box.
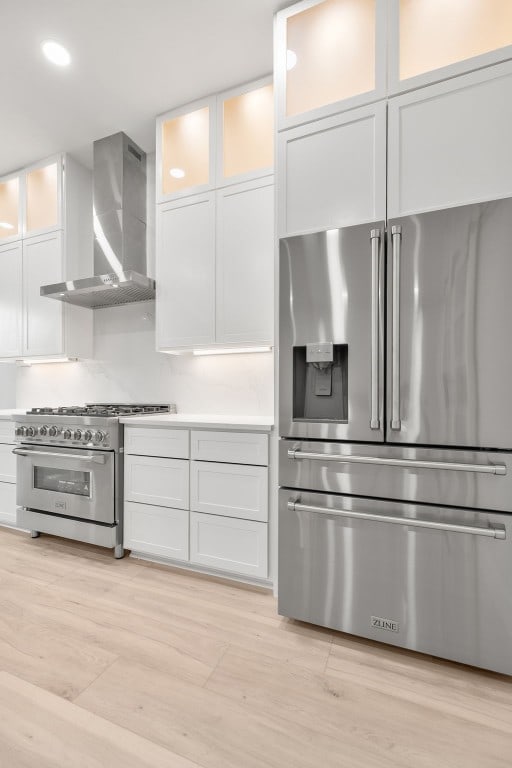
[190,511,268,578]
[125,427,189,459]
[388,62,512,217]
[216,180,274,344]
[278,102,386,236]
[124,501,189,561]
[0,482,17,526]
[157,195,215,349]
[24,159,61,236]
[0,444,16,484]
[191,461,268,522]
[23,232,63,357]
[0,175,21,242]
[124,455,189,510]
[0,241,22,357]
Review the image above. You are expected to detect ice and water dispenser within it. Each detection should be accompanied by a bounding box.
[293,342,348,422]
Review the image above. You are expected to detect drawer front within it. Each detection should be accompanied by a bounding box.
[0,482,17,526]
[124,455,189,509]
[191,430,268,466]
[124,501,189,561]
[125,427,189,459]
[0,421,15,445]
[0,443,16,483]
[191,461,268,522]
[190,511,267,578]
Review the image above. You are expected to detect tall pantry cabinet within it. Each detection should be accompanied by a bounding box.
[155,78,275,353]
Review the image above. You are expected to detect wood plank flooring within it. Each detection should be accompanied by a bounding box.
[0,526,511,767]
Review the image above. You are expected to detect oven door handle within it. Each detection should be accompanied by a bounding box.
[287,449,507,475]
[12,448,106,464]
[288,499,506,540]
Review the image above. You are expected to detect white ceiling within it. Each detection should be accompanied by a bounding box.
[0,0,289,174]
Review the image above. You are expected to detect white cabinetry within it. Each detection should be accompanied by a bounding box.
[124,424,270,583]
[388,62,512,217]
[0,241,22,357]
[0,421,16,527]
[278,101,386,236]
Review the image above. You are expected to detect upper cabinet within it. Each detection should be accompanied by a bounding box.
[388,0,512,94]
[275,0,387,130]
[0,174,21,243]
[156,81,273,203]
[0,154,93,362]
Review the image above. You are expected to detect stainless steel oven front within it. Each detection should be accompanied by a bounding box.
[14,445,115,524]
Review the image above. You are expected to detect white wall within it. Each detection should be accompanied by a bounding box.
[0,364,16,408]
[16,301,274,415]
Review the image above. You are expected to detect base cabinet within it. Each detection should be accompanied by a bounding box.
[0,483,16,527]
[190,511,268,579]
[0,426,16,527]
[124,502,188,561]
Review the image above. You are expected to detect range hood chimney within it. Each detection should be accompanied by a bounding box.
[40,132,155,309]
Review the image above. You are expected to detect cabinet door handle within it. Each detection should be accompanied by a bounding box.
[391,225,402,430]
[287,449,507,475]
[288,499,506,540]
[370,228,380,430]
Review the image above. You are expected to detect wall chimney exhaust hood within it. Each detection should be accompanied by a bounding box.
[40,132,155,309]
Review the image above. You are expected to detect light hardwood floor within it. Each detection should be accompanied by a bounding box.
[0,526,511,767]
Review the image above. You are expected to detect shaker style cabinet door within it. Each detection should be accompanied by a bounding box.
[388,62,512,217]
[388,0,512,95]
[22,231,64,357]
[0,241,22,358]
[23,157,62,237]
[278,101,386,237]
[156,194,216,350]
[275,0,387,130]
[215,179,274,345]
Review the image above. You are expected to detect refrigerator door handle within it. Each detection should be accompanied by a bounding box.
[391,225,402,430]
[370,228,381,430]
[287,448,507,475]
[287,499,506,539]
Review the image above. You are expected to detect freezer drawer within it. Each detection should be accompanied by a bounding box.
[278,489,512,674]
[280,440,512,512]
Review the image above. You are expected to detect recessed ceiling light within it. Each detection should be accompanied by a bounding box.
[42,40,71,67]
[0,222,14,230]
[170,168,185,179]
[286,49,297,71]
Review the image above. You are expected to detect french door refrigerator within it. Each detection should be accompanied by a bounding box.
[278,198,512,674]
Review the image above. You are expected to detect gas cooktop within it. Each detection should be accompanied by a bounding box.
[26,404,175,417]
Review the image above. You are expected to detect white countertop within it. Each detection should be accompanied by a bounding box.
[119,413,274,432]
[0,409,29,419]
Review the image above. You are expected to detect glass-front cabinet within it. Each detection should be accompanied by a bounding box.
[0,174,21,242]
[389,0,512,93]
[24,158,61,236]
[275,0,387,129]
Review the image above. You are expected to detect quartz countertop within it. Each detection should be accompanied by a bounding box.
[0,409,29,419]
[119,413,274,432]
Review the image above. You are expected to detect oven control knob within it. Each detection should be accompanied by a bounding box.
[94,430,105,444]
[39,425,48,437]
[26,427,36,437]
[73,429,82,441]
[15,426,26,437]
[84,430,93,443]
[49,426,59,437]
[63,429,72,440]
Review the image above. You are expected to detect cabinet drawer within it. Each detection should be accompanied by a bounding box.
[190,512,267,578]
[191,430,268,466]
[0,421,15,445]
[124,501,188,561]
[0,443,16,484]
[0,482,17,526]
[125,427,189,459]
[124,455,189,509]
[191,461,268,522]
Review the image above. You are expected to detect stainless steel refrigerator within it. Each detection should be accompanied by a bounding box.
[278,198,512,674]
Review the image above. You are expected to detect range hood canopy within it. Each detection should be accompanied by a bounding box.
[41,132,155,310]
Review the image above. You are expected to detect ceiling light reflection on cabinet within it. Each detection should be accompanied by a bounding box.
[41,40,71,67]
[169,168,186,178]
[286,49,298,70]
[0,222,14,230]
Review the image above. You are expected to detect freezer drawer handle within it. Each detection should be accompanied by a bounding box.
[391,225,402,430]
[287,449,507,475]
[13,448,105,464]
[370,228,380,430]
[288,500,506,540]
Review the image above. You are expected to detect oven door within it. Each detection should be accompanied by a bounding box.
[14,445,115,524]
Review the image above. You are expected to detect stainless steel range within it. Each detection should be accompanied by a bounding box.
[13,404,175,557]
[278,197,512,675]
